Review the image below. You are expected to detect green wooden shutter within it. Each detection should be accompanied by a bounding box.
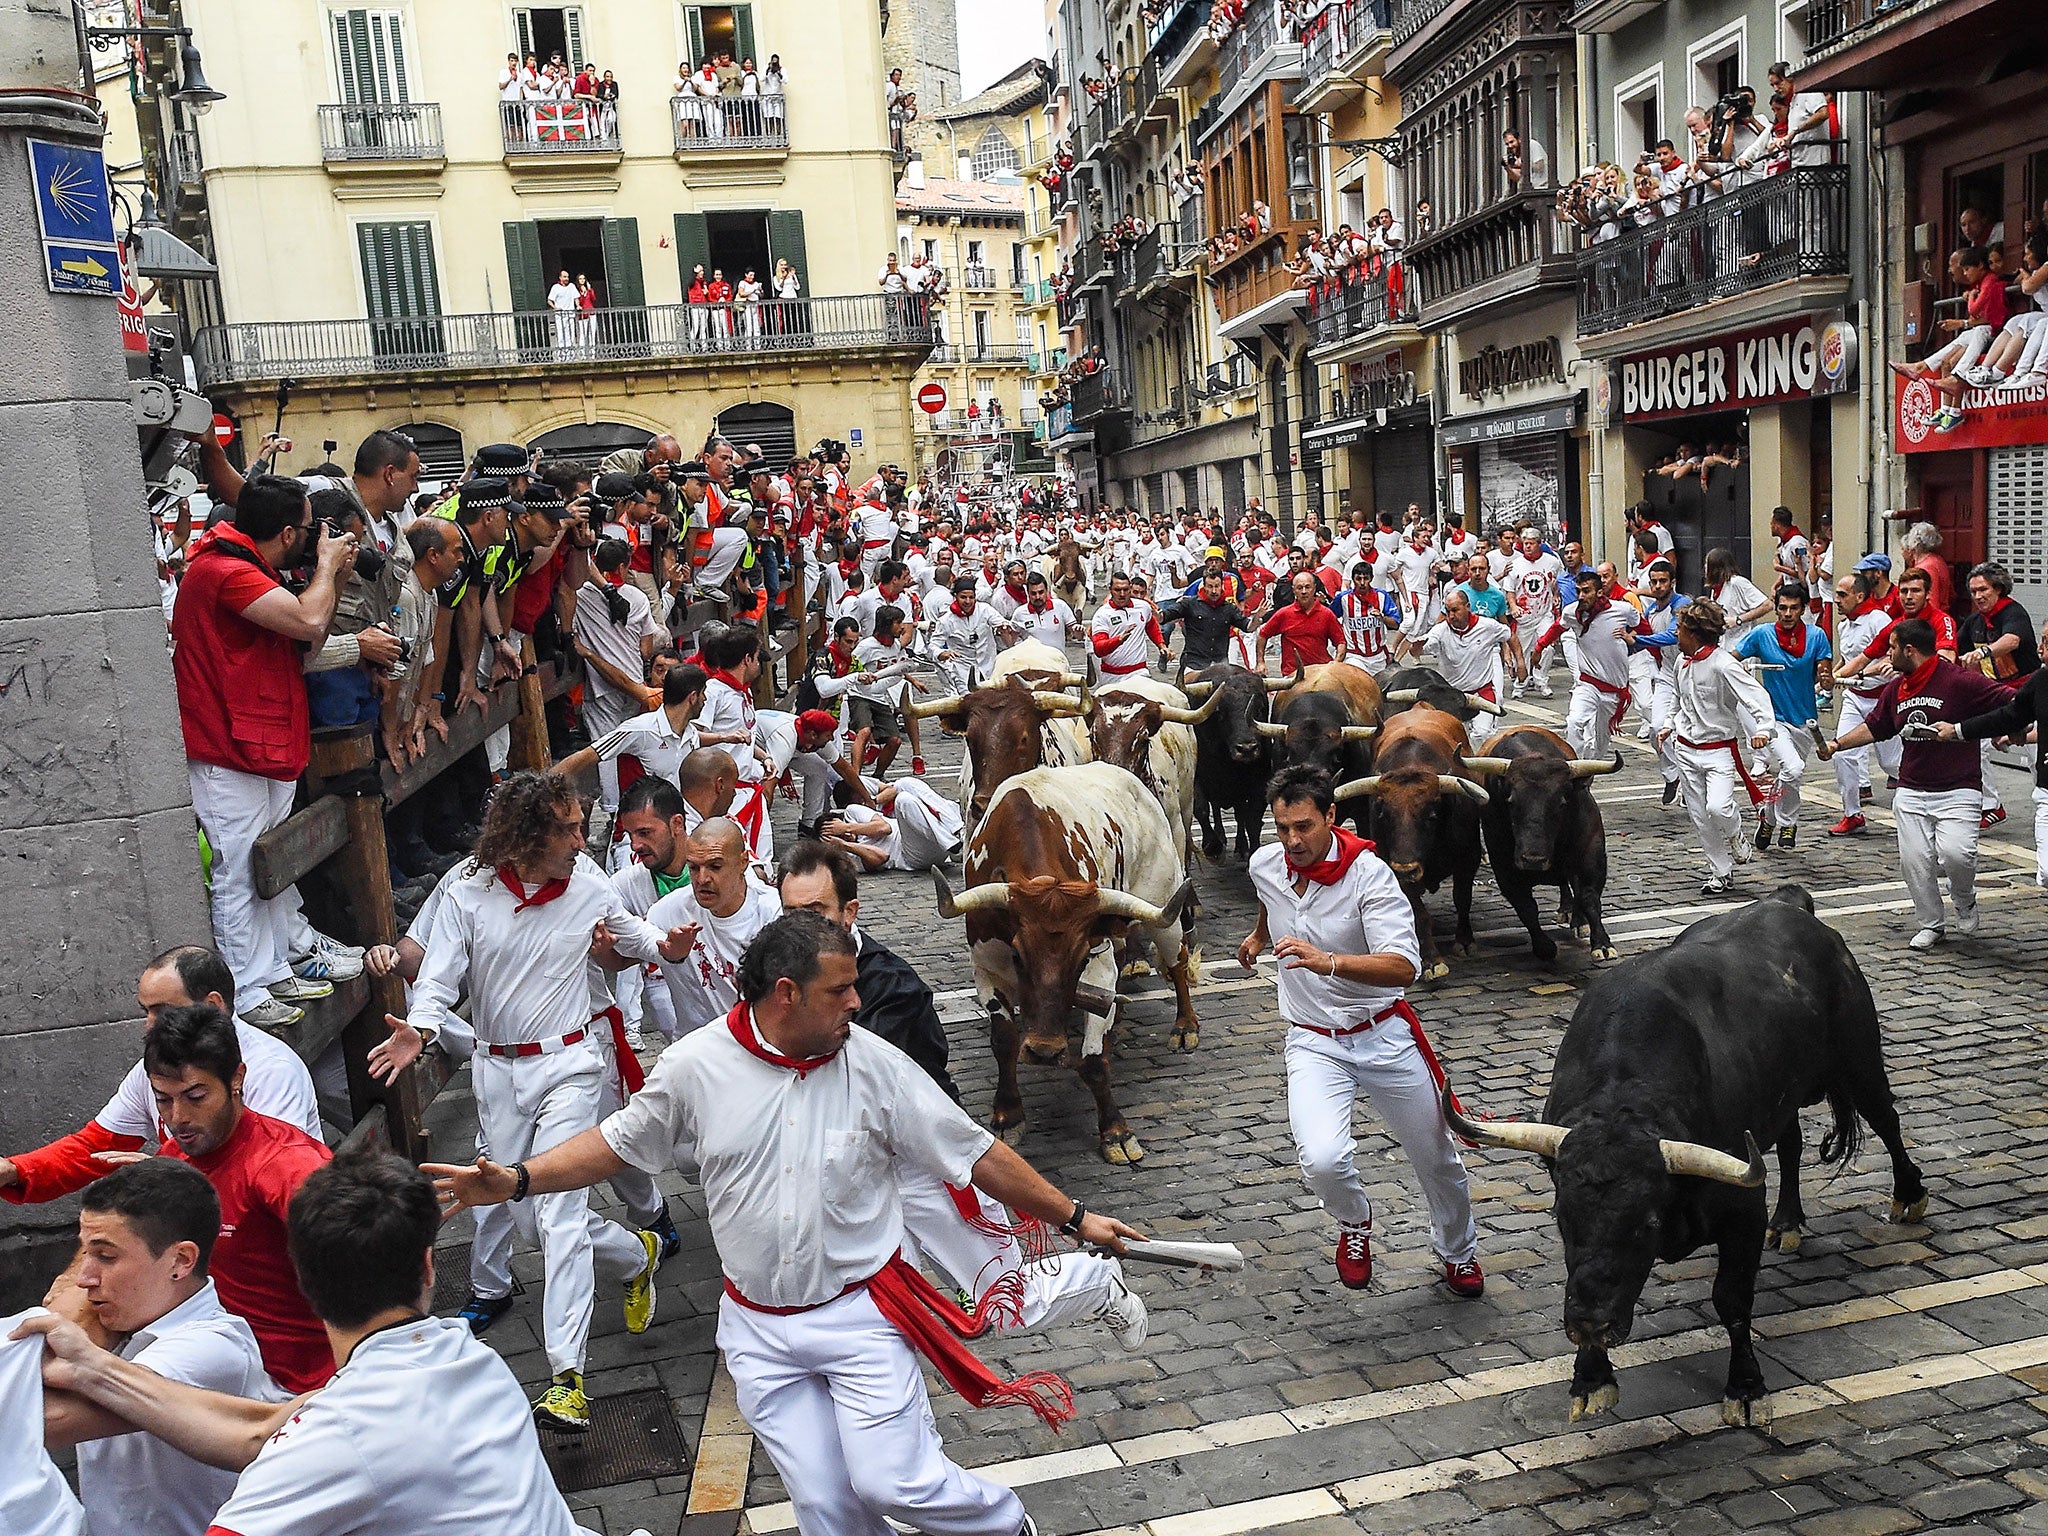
[673,211,711,289]
[601,218,644,307]
[683,7,706,65]
[358,222,439,317]
[734,4,757,66]
[503,221,544,311]
[565,7,587,69]
[513,8,534,60]
[766,209,808,289]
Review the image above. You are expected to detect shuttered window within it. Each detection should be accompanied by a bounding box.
[766,209,807,291]
[358,222,439,318]
[331,9,409,104]
[512,8,588,70]
[1990,444,2048,624]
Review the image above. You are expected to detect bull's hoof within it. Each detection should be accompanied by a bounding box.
[1422,959,1451,983]
[1569,1384,1619,1422]
[1555,908,1573,929]
[1533,939,1559,964]
[1122,959,1154,979]
[1203,835,1225,860]
[1171,1022,1200,1052]
[1765,1225,1802,1253]
[1572,923,1590,944]
[1101,1132,1146,1165]
[994,1120,1025,1146]
[1890,1194,1929,1224]
[1591,945,1621,963]
[1721,1393,1772,1430]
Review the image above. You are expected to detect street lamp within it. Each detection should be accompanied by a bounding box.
[83,18,226,112]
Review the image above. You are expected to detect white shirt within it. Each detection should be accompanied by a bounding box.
[932,600,999,675]
[1248,841,1421,1028]
[208,1318,580,1536]
[1508,551,1564,621]
[646,877,783,1034]
[1839,605,1894,694]
[834,778,962,870]
[1711,574,1771,649]
[1419,616,1512,692]
[0,1310,84,1536]
[1673,646,1774,744]
[77,1282,275,1536]
[588,707,699,788]
[571,579,660,707]
[1773,533,1811,585]
[849,635,915,703]
[547,281,579,314]
[1784,91,1835,167]
[1091,600,1155,671]
[1391,542,1438,609]
[409,859,663,1049]
[1572,603,1639,689]
[681,784,775,873]
[1017,597,1076,651]
[97,1024,319,1144]
[498,67,524,102]
[602,1018,994,1306]
[1334,589,1389,663]
[700,675,760,779]
[878,265,909,293]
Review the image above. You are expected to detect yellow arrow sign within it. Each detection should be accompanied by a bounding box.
[60,255,109,278]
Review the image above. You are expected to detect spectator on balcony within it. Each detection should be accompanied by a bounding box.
[499,53,526,102]
[573,59,598,122]
[1767,61,1838,171]
[762,55,787,131]
[597,70,619,139]
[575,274,598,350]
[708,267,736,342]
[1905,246,2008,429]
[714,50,743,95]
[735,268,764,339]
[1955,229,2048,392]
[685,57,724,138]
[547,269,580,353]
[1502,129,1548,192]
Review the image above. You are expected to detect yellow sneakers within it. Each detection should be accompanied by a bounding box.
[533,1369,589,1431]
[623,1229,660,1335]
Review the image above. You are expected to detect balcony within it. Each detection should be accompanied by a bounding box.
[1212,230,1308,332]
[1206,354,1257,395]
[1208,0,1302,134]
[1175,196,1206,268]
[1153,0,1220,91]
[670,96,789,158]
[190,294,937,387]
[1070,367,1129,424]
[962,265,1000,291]
[1575,168,1851,342]
[1407,189,1575,327]
[1297,0,1392,112]
[930,343,1032,365]
[1799,0,2034,90]
[169,126,204,188]
[1047,401,1078,440]
[318,103,445,171]
[500,101,622,166]
[1072,240,1111,295]
[1391,0,1457,50]
[1029,346,1070,374]
[1306,269,1420,352]
[1134,383,1193,442]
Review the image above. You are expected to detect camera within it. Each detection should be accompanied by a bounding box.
[1708,90,1750,146]
[353,543,388,583]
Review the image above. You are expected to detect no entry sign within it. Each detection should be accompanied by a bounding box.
[917,382,948,415]
[213,414,236,447]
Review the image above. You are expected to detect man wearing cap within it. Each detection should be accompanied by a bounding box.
[788,708,873,842]
[676,459,749,597]
[474,480,576,774]
[932,577,1000,694]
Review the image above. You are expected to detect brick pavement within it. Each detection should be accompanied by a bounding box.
[431,684,2048,1536]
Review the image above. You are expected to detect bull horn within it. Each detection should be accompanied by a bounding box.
[1569,750,1626,778]
[1159,691,1225,725]
[931,868,1011,919]
[907,693,965,719]
[1659,1131,1768,1187]
[1463,693,1495,714]
[1095,877,1195,928]
[1261,676,1295,692]
[1461,756,1515,775]
[1339,724,1379,741]
[1254,720,1289,738]
[1183,680,1218,699]
[1333,775,1382,798]
[1384,688,1422,703]
[1438,775,1493,805]
[1442,1086,1570,1157]
[1027,690,1087,717]
[1054,671,1088,688]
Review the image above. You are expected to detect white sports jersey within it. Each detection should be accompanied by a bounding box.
[1419,616,1512,692]
[588,707,699,788]
[1017,597,1076,651]
[1391,542,1438,609]
[97,1023,319,1145]
[1091,600,1155,672]
[1335,589,1390,666]
[647,877,783,1033]
[1572,604,1639,689]
[1508,551,1564,621]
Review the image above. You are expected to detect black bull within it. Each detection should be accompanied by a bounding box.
[1466,726,1623,962]
[1446,887,1928,1428]
[1182,664,1272,861]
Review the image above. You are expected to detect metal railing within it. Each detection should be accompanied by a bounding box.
[670,94,787,150]
[1301,0,1391,92]
[1574,168,1850,337]
[319,102,445,161]
[1804,0,1914,55]
[1177,195,1205,258]
[1306,270,1417,347]
[169,126,203,187]
[191,294,937,386]
[1215,0,1286,101]
[1408,188,1572,315]
[1391,0,1457,46]
[1071,367,1126,421]
[1133,224,1169,289]
[932,342,1031,364]
[499,99,621,155]
[962,265,999,290]
[1072,240,1109,292]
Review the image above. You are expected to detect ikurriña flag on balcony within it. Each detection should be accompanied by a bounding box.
[533,103,590,144]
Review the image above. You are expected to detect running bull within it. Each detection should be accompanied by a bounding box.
[1463,725,1624,963]
[910,675,1090,826]
[1444,887,1928,1428]
[1256,662,1384,828]
[1180,664,1273,861]
[933,762,1200,1164]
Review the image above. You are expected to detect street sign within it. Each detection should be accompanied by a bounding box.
[212,414,236,447]
[916,382,948,415]
[849,427,863,446]
[28,138,120,297]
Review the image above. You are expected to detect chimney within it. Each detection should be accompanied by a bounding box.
[905,154,926,189]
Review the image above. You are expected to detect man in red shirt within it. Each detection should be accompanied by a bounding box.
[1850,566,1958,672]
[1902,523,1954,618]
[1258,571,1346,672]
[171,476,358,1031]
[143,1003,334,1392]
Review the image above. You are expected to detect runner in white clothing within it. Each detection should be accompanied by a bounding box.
[1415,592,1520,739]
[1506,529,1564,698]
[431,911,1145,1536]
[821,777,964,870]
[1389,525,1442,644]
[1240,767,1483,1297]
[1657,601,1776,894]
[1560,582,1641,763]
[646,819,785,1033]
[1090,573,1161,677]
[931,580,1001,694]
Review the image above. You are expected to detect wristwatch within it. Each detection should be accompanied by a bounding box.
[1059,1198,1087,1237]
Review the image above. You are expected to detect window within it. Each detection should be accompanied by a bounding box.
[1776,0,1812,68]
[679,5,757,68]
[1688,21,1746,126]
[1014,313,1032,347]
[331,9,410,103]
[670,209,805,291]
[1615,65,1663,158]
[967,239,985,266]
[970,124,1020,180]
[513,7,587,71]
[922,238,938,264]
[972,310,991,357]
[358,220,442,362]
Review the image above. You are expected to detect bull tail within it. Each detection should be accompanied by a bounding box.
[1817,1080,1864,1166]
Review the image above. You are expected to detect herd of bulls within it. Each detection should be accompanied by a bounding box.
[895,637,1934,1429]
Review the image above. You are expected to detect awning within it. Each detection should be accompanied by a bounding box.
[132,225,217,280]
[1437,396,1581,448]
[1217,287,1306,342]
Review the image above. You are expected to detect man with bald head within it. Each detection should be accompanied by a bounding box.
[677,745,771,871]
[645,817,783,1033]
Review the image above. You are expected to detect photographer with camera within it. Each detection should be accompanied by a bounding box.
[171,475,365,1028]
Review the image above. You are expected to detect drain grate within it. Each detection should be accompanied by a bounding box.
[540,1386,693,1492]
[429,1242,524,1315]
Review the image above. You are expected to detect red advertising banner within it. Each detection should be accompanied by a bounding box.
[1894,373,2048,454]
[1614,314,1857,423]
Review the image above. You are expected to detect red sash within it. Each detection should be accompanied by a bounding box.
[595,1005,644,1096]
[1678,736,1767,805]
[1578,671,1631,733]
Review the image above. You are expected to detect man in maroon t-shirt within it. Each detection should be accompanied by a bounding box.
[171,476,358,1030]
[135,1003,335,1393]
[1822,617,2011,950]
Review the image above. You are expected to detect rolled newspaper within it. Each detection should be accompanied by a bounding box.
[1098,1238,1247,1272]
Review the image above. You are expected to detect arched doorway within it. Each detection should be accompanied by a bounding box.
[527,420,658,468]
[385,421,465,481]
[714,401,796,472]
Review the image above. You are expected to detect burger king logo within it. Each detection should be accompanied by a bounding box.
[1818,320,1856,385]
[1898,377,1938,446]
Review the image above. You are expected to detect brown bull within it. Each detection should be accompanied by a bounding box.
[1272,660,1387,725]
[909,682,1090,824]
[1336,703,1489,982]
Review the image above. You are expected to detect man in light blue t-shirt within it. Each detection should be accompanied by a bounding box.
[1736,582,1833,851]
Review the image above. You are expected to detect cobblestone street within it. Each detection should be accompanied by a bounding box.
[429,692,2048,1536]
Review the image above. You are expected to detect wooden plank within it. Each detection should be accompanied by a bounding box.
[331,790,433,1161]
[307,728,375,779]
[263,972,368,1069]
[382,683,522,806]
[336,1104,389,1155]
[250,795,351,901]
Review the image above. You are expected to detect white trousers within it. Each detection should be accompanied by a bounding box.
[790,746,842,824]
[188,762,302,998]
[1675,739,1745,878]
[583,689,642,812]
[1833,690,1901,805]
[1758,722,1817,829]
[1564,677,1628,762]
[1893,786,1980,931]
[717,1289,1025,1536]
[470,1043,649,1374]
[1514,612,1555,687]
[860,543,894,582]
[1627,649,1658,720]
[896,1161,1119,1334]
[614,960,682,1041]
[1283,1022,1477,1264]
[697,526,750,588]
[2034,786,2048,885]
[1651,676,1680,784]
[1981,738,2003,812]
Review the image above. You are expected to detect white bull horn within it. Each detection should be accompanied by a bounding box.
[1182,680,1218,698]
[1384,688,1422,703]
[907,694,965,719]
[1028,690,1089,716]
[1333,775,1382,798]
[1441,1086,1570,1157]
[1463,693,1496,714]
[1659,1130,1768,1187]
[1254,720,1289,738]
[1340,724,1379,741]
[1570,751,1626,778]
[1056,671,1087,687]
[1461,756,1515,775]
[931,868,1011,919]
[1160,691,1225,725]
[1096,877,1196,928]
[1438,775,1493,804]
[1261,676,1296,692]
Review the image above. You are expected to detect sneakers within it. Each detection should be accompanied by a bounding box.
[1860,785,1875,804]
[1981,807,2006,829]
[1532,680,1554,699]
[295,932,365,982]
[1885,776,1900,790]
[623,1024,645,1052]
[1754,819,1773,853]
[649,1206,683,1266]
[533,1369,590,1431]
[1732,831,1755,865]
[1778,826,1797,850]
[457,1293,514,1334]
[1951,905,1980,937]
[1335,1223,1373,1289]
[1958,364,2004,388]
[623,1229,659,1334]
[239,995,304,1030]
[1443,1259,1485,1299]
[1701,873,1732,896]
[268,974,334,1003]
[1097,1269,1149,1349]
[1662,779,1680,807]
[1636,722,1654,741]
[1933,405,1967,433]
[910,755,928,776]
[1908,926,1944,950]
[2006,370,2048,392]
[1828,813,1867,837]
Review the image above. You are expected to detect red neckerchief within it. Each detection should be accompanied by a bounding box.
[949,598,973,617]
[1897,655,1941,696]
[1986,596,2016,622]
[1847,597,1885,621]
[496,865,570,912]
[726,1001,841,1079]
[1199,590,1228,607]
[1447,615,1477,636]
[1409,540,1428,553]
[1287,826,1377,885]
[826,642,854,677]
[1028,596,1052,614]
[1681,643,1718,664]
[1004,582,1028,603]
[707,668,747,693]
[837,557,859,582]
[1775,620,1808,659]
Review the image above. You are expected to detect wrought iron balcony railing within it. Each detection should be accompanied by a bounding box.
[500,99,621,155]
[319,102,444,162]
[669,95,788,151]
